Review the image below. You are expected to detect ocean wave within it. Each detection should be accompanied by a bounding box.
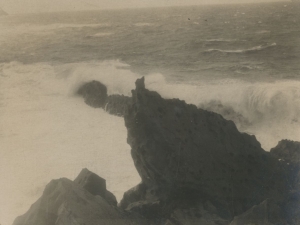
[1,60,299,150]
[205,43,277,53]
[205,38,236,42]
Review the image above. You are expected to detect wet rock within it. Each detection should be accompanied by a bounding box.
[74,168,117,206]
[283,190,300,225]
[105,95,132,117]
[76,80,132,117]
[270,140,300,191]
[74,168,107,197]
[270,140,300,225]
[167,204,230,225]
[13,172,148,225]
[119,182,147,209]
[270,139,300,164]
[123,77,288,219]
[76,80,108,108]
[230,199,285,225]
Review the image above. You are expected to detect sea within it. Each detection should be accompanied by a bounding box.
[0,2,299,224]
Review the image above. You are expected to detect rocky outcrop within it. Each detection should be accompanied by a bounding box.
[122,77,289,221]
[76,81,132,117]
[76,80,108,108]
[270,140,300,189]
[74,168,117,206]
[270,140,300,224]
[13,170,147,225]
[105,95,132,117]
[270,140,300,164]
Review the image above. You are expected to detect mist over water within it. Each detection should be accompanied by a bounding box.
[1,2,300,225]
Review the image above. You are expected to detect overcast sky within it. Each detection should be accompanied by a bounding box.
[0,0,290,14]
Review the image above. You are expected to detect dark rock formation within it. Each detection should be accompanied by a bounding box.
[270,140,300,224]
[167,205,230,225]
[76,81,132,117]
[270,140,300,164]
[199,100,251,130]
[76,80,108,108]
[122,77,289,221]
[13,170,148,225]
[74,168,117,206]
[105,95,132,117]
[270,140,300,190]
[74,168,106,196]
[229,199,285,225]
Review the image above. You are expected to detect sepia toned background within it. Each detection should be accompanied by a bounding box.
[0,0,298,224]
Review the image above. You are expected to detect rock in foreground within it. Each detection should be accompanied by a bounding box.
[122,77,289,220]
[13,169,147,225]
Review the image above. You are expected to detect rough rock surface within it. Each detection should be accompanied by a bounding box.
[270,140,300,164]
[270,140,300,189]
[166,203,230,225]
[270,140,300,224]
[105,95,132,117]
[13,171,147,225]
[229,199,285,225]
[122,77,288,220]
[74,168,117,206]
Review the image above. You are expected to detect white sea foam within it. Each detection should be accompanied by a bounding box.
[205,38,236,42]
[1,60,300,225]
[0,60,139,225]
[87,32,113,37]
[205,43,277,53]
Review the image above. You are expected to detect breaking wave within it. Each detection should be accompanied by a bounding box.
[205,43,277,53]
[205,38,237,42]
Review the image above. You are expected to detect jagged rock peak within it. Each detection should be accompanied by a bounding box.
[135,76,145,90]
[74,168,107,196]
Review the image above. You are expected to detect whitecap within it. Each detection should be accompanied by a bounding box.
[205,43,277,53]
